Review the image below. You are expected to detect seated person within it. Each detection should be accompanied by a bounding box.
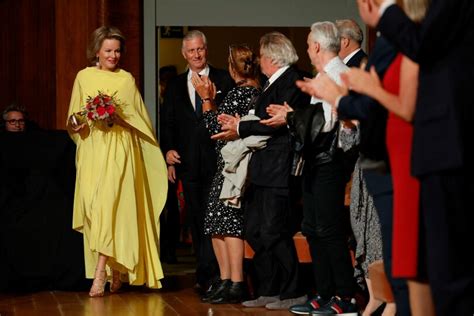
[1,104,27,132]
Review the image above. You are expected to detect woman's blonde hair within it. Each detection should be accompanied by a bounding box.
[87,26,126,65]
[402,0,430,22]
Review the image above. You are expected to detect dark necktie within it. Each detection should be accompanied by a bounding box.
[262,80,270,91]
[195,90,202,118]
[194,73,202,118]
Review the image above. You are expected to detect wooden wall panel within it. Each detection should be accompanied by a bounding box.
[0,0,19,110]
[55,0,102,129]
[0,0,55,130]
[107,0,143,91]
[55,0,143,129]
[1,0,142,130]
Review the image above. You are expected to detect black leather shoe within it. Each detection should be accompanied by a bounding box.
[201,279,230,302]
[211,281,245,304]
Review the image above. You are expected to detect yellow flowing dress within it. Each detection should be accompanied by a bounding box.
[67,67,167,289]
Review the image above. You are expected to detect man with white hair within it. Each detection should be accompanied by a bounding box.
[262,22,358,315]
[213,32,310,310]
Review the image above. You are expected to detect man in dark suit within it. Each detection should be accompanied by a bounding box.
[213,32,309,310]
[336,19,368,179]
[372,1,474,314]
[262,22,360,315]
[295,24,411,316]
[160,30,234,292]
[336,19,368,68]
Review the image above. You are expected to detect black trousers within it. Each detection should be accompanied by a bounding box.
[181,180,218,286]
[420,169,474,316]
[301,160,355,299]
[363,170,411,316]
[244,184,301,300]
[160,180,180,261]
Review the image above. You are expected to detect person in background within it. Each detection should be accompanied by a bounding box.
[192,44,260,304]
[336,19,368,68]
[337,17,386,316]
[158,65,180,264]
[158,65,178,105]
[214,32,309,310]
[160,30,234,294]
[262,22,358,315]
[295,1,407,313]
[67,25,168,297]
[341,0,436,315]
[373,0,474,313]
[1,104,27,132]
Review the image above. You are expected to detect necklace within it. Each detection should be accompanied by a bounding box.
[235,79,247,86]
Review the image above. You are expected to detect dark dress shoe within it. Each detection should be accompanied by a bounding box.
[211,281,245,304]
[203,279,231,303]
[201,278,230,302]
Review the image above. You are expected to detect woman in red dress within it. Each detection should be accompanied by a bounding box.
[341,5,434,313]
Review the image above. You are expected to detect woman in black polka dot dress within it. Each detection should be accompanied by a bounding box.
[193,44,260,303]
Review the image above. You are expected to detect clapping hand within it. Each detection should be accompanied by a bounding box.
[211,113,240,141]
[260,102,293,127]
[341,65,381,96]
[297,74,349,106]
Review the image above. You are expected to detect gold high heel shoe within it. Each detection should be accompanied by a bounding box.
[89,269,107,297]
[110,270,123,293]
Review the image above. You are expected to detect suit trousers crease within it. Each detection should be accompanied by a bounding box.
[301,159,355,299]
[244,184,301,300]
[181,180,218,286]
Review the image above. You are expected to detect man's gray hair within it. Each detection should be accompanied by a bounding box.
[309,21,341,54]
[335,19,364,45]
[2,103,26,121]
[259,32,298,67]
[182,30,207,51]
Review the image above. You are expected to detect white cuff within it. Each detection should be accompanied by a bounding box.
[379,0,396,17]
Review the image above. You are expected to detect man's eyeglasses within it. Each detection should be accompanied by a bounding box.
[6,119,25,125]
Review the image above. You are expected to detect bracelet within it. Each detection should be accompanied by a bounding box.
[202,97,212,103]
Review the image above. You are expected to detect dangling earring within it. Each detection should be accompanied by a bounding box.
[96,56,100,68]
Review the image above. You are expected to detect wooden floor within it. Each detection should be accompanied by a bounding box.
[0,284,294,316]
[0,248,294,316]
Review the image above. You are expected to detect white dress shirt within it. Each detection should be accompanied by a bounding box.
[379,0,396,16]
[311,56,349,132]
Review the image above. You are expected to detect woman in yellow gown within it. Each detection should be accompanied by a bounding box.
[67,26,167,297]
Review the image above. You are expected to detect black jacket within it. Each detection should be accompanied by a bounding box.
[160,65,234,182]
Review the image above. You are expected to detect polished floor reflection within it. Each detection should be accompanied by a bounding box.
[0,282,294,316]
[0,247,294,316]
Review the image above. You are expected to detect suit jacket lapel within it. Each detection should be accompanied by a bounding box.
[255,67,292,112]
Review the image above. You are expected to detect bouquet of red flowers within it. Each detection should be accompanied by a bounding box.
[69,90,121,128]
[84,90,119,122]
